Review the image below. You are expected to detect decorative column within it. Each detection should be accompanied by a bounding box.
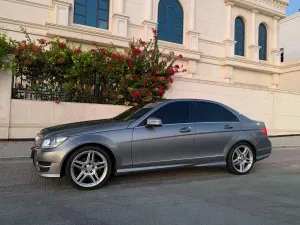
[224,66,234,83]
[186,0,200,51]
[271,74,280,89]
[188,0,195,31]
[248,9,261,62]
[112,0,129,37]
[271,16,281,65]
[223,1,236,57]
[187,60,197,78]
[53,0,71,26]
[142,0,157,41]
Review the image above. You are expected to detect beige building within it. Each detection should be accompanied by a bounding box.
[1,0,300,138]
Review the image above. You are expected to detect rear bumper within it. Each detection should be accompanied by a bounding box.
[256,146,272,162]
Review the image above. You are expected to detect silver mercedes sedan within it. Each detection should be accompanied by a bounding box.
[31,99,272,190]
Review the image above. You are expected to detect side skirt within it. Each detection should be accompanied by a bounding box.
[116,161,226,175]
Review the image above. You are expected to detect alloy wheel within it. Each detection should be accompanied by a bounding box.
[231,145,254,173]
[70,150,108,188]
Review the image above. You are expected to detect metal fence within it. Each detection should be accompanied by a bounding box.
[11,75,102,104]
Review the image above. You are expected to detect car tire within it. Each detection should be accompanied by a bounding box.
[226,142,255,175]
[65,145,112,190]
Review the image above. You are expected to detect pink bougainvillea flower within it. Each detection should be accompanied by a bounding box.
[24,59,32,65]
[167,68,175,76]
[38,38,47,45]
[74,49,82,55]
[58,58,65,63]
[158,85,165,95]
[151,76,158,82]
[58,42,66,49]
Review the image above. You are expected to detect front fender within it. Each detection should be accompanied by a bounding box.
[67,129,133,169]
[70,134,118,152]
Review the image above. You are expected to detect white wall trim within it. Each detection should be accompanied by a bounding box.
[280,12,300,24]
[3,0,53,10]
[199,38,225,47]
[0,17,47,30]
[174,76,300,96]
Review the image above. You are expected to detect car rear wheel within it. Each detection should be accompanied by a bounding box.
[65,146,112,190]
[227,143,255,175]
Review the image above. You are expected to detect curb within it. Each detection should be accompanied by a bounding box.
[273,145,300,149]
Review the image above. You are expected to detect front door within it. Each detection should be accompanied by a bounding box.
[192,101,240,163]
[132,101,195,167]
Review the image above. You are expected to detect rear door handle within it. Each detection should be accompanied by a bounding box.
[180,127,192,133]
[224,124,234,130]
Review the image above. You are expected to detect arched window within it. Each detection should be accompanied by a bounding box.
[234,17,245,56]
[74,0,110,30]
[158,0,183,44]
[259,24,267,61]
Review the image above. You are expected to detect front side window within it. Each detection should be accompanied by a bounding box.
[234,17,245,56]
[150,102,191,124]
[74,0,109,30]
[259,23,267,61]
[113,102,161,122]
[193,102,239,122]
[157,0,183,44]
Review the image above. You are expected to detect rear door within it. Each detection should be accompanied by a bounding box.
[192,101,240,162]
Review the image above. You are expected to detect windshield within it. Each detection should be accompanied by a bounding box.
[113,102,161,122]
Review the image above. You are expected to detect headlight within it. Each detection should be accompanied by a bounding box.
[41,137,67,148]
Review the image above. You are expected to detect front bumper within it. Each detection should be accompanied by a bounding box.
[31,140,77,178]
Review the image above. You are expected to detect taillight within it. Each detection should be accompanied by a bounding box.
[262,127,268,136]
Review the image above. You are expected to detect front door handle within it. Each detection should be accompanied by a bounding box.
[180,127,192,133]
[224,124,234,130]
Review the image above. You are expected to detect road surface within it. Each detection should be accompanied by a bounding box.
[0,147,300,225]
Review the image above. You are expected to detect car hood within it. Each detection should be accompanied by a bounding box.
[40,119,130,138]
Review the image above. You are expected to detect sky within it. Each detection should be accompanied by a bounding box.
[286,0,300,15]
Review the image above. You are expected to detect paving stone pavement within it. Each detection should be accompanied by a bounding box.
[0,141,33,159]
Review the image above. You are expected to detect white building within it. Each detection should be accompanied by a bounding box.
[2,0,300,138]
[277,12,300,93]
[280,11,300,62]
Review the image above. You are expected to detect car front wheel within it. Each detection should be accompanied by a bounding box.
[227,143,255,175]
[65,146,112,190]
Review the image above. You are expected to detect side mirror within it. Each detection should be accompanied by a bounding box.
[146,117,162,126]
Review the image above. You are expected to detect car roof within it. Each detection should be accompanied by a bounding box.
[164,98,227,106]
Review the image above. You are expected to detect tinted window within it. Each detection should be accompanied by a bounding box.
[150,102,191,124]
[221,107,239,122]
[193,102,239,122]
[193,102,222,122]
[113,102,161,122]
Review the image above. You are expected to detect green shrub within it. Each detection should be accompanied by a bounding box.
[6,27,186,105]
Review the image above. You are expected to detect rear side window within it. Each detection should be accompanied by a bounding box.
[222,107,239,122]
[193,102,239,122]
[150,102,191,124]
